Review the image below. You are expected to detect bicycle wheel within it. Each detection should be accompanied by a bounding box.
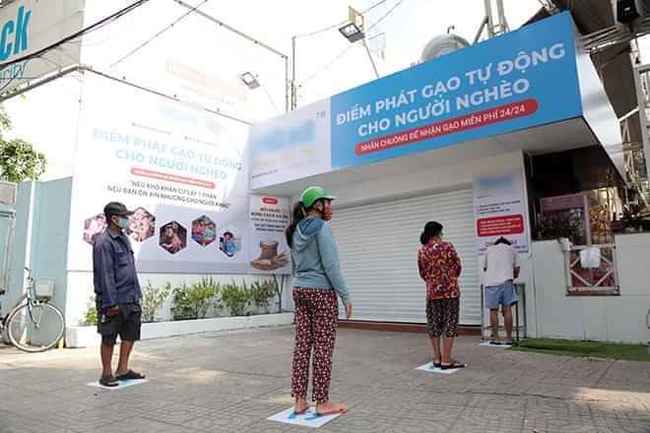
[7,303,65,353]
[1,322,10,345]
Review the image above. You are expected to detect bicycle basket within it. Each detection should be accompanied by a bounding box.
[34,280,55,299]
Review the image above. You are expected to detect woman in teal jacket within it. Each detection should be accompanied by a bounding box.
[285,186,352,416]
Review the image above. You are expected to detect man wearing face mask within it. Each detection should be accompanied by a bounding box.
[93,202,144,387]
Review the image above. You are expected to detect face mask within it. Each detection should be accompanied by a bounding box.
[322,207,333,221]
[115,216,130,230]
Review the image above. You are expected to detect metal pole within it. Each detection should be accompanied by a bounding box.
[362,39,380,79]
[484,0,496,37]
[633,64,650,182]
[473,16,489,44]
[291,36,297,110]
[284,56,290,113]
[496,0,509,33]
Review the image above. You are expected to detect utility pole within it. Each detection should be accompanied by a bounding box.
[291,36,297,111]
[475,0,510,43]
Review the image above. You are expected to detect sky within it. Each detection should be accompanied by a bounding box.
[201,0,546,105]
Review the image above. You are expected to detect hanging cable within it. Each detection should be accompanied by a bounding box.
[110,0,210,68]
[301,0,406,84]
[0,0,152,71]
[294,0,394,39]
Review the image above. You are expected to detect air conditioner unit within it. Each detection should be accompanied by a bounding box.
[617,0,650,23]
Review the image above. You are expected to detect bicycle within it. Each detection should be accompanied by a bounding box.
[0,268,65,352]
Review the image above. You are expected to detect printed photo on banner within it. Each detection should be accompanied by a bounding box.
[128,207,156,242]
[191,215,217,247]
[218,226,241,259]
[159,221,187,255]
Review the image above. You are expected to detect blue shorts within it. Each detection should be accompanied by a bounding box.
[485,281,518,310]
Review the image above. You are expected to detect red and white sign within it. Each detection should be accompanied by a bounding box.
[477,215,525,237]
[473,173,529,254]
[355,99,538,156]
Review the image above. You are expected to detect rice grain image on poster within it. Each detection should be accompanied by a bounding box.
[250,240,289,271]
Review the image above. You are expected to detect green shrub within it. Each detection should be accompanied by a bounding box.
[171,278,220,320]
[250,280,276,313]
[142,282,172,323]
[82,296,97,326]
[221,282,251,316]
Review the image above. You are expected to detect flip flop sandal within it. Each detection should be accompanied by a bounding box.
[440,361,468,370]
[116,370,145,381]
[289,406,310,417]
[99,376,119,387]
[315,406,347,416]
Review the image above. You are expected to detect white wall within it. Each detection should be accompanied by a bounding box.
[531,236,650,343]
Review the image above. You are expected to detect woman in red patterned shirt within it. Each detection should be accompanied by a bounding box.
[417,221,467,370]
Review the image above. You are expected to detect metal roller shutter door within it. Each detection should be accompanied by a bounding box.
[331,189,480,325]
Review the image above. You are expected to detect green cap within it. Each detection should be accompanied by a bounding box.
[300,186,335,208]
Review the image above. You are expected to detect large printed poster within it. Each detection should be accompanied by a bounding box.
[473,172,529,254]
[250,13,582,189]
[248,196,290,273]
[67,74,289,274]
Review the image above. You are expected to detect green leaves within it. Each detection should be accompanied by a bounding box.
[171,278,220,321]
[0,106,46,183]
[142,282,172,322]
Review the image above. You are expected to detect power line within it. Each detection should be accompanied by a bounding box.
[110,0,210,68]
[301,0,406,84]
[0,0,152,71]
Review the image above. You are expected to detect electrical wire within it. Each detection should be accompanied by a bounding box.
[301,0,406,84]
[110,0,210,68]
[0,0,152,71]
[0,0,152,95]
[294,0,394,39]
[262,85,281,113]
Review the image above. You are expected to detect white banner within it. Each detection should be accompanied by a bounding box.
[67,73,261,274]
[0,0,84,95]
[249,98,332,189]
[473,172,529,255]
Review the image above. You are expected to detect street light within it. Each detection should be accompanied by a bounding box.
[338,22,365,43]
[339,6,365,43]
[239,72,260,89]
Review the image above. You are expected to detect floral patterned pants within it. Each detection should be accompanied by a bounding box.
[291,288,338,404]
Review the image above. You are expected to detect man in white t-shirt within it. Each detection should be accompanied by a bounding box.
[483,237,520,345]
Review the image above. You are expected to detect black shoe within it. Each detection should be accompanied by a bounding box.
[440,361,467,370]
[115,370,145,381]
[99,375,119,387]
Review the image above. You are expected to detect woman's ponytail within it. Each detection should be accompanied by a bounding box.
[286,202,306,247]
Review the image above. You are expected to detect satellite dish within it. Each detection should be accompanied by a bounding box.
[420,34,470,63]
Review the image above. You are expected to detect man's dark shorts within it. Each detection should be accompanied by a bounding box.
[97,303,142,345]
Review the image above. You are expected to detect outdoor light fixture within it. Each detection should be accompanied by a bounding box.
[240,72,260,89]
[339,22,365,43]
